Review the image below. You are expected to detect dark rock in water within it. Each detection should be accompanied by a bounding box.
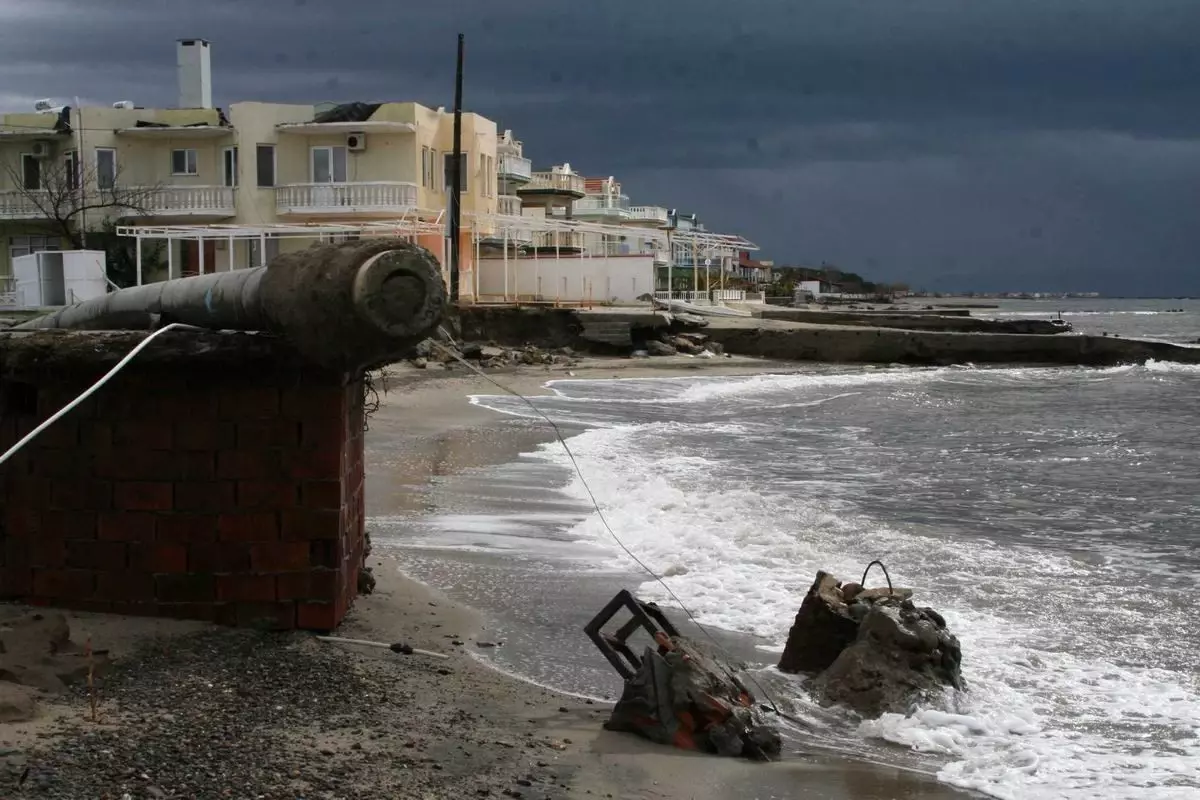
[777,571,963,717]
[605,638,781,760]
[777,572,860,674]
[812,601,963,717]
[645,340,677,356]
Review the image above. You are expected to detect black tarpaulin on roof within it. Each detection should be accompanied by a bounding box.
[312,102,383,124]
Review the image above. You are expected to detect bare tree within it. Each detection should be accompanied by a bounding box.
[1,154,162,249]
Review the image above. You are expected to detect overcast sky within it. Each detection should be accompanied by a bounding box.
[2,0,1198,294]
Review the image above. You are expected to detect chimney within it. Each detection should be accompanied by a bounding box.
[176,39,212,109]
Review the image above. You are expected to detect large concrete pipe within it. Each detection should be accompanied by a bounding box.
[14,239,447,372]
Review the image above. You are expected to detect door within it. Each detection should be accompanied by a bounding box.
[181,240,217,277]
[21,154,41,190]
[222,147,238,187]
[310,146,347,208]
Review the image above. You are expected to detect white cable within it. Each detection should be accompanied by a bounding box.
[0,323,191,467]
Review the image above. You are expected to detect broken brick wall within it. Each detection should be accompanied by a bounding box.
[0,346,366,631]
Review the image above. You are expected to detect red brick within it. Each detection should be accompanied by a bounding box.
[216,450,279,480]
[300,481,343,510]
[67,541,128,571]
[156,390,218,420]
[114,482,173,511]
[3,537,30,570]
[37,419,79,449]
[155,574,215,603]
[309,540,338,569]
[156,514,218,544]
[79,420,113,449]
[129,543,189,574]
[34,450,92,479]
[5,506,40,539]
[299,415,346,450]
[95,571,156,601]
[188,542,251,573]
[114,419,173,450]
[49,480,112,511]
[0,567,33,598]
[33,569,95,599]
[95,450,175,480]
[296,601,339,631]
[27,538,67,568]
[249,542,310,572]
[4,476,48,508]
[174,482,236,512]
[237,420,299,449]
[218,388,280,420]
[41,510,97,540]
[277,570,338,602]
[281,448,341,481]
[237,481,298,509]
[98,513,157,542]
[281,387,345,422]
[280,509,341,541]
[174,420,235,451]
[216,602,297,630]
[217,513,279,542]
[216,574,277,603]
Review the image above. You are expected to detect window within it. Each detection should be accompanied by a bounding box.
[479,154,495,197]
[443,152,467,191]
[421,146,434,189]
[9,235,60,260]
[311,146,347,183]
[171,148,198,175]
[63,150,78,190]
[95,148,116,190]
[255,144,275,187]
[431,149,440,190]
[20,154,41,191]
[222,147,238,187]
[246,235,280,268]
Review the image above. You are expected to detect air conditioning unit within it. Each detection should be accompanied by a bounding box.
[346,132,366,151]
[30,141,52,159]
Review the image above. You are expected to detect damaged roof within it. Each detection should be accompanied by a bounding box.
[312,102,383,124]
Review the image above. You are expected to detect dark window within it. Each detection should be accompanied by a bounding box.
[256,144,276,187]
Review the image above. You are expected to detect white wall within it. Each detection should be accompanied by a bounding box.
[476,254,655,303]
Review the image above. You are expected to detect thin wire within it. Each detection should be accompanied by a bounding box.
[430,333,787,718]
[0,323,190,467]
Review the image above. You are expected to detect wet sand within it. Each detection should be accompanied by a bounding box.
[364,354,978,798]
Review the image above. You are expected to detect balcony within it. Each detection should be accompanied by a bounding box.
[627,205,670,226]
[275,181,419,216]
[498,154,532,182]
[137,185,235,218]
[498,194,523,216]
[520,171,586,196]
[0,191,50,220]
[570,195,630,219]
[535,230,585,250]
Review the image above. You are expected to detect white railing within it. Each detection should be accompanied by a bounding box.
[535,230,585,249]
[711,289,746,302]
[498,154,532,181]
[498,194,523,216]
[525,171,585,194]
[652,290,743,304]
[628,205,669,224]
[0,191,50,218]
[572,195,630,215]
[276,182,419,214]
[137,185,235,215]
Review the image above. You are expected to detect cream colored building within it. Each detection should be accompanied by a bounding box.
[0,39,498,284]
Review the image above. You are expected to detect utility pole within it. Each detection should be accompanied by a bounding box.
[448,34,464,305]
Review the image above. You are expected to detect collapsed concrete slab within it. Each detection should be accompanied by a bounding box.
[778,571,963,718]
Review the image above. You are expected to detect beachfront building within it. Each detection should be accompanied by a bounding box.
[0,38,498,291]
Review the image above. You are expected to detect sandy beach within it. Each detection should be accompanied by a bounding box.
[1,355,976,799]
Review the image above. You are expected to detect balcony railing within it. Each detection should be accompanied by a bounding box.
[628,205,670,225]
[137,185,235,216]
[498,194,523,216]
[523,171,585,194]
[572,195,630,216]
[276,182,419,215]
[535,230,585,249]
[0,191,50,219]
[498,154,532,182]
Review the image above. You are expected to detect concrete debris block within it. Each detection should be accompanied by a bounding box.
[0,612,108,722]
[673,312,710,328]
[645,340,677,356]
[778,570,962,718]
[677,332,709,345]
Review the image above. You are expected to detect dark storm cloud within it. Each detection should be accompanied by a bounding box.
[2,0,1199,292]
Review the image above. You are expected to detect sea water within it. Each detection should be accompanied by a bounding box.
[376,300,1200,800]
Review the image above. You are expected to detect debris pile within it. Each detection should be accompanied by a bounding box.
[777,570,964,717]
[0,611,107,724]
[636,331,726,358]
[408,338,582,370]
[585,590,781,761]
